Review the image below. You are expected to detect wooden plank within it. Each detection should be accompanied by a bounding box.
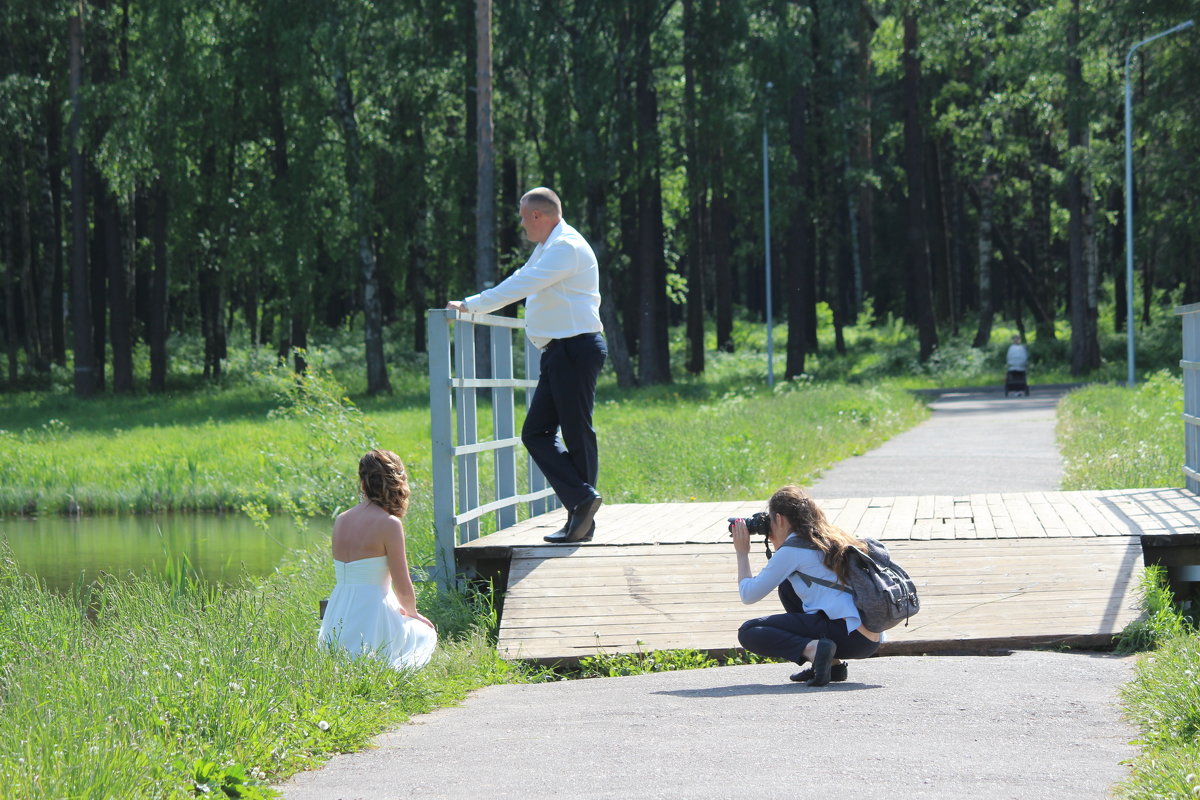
[462,490,1200,661]
[1004,493,1046,537]
[1030,494,1071,537]
[882,496,918,540]
[932,495,954,520]
[830,497,870,534]
[970,494,995,540]
[498,530,1145,660]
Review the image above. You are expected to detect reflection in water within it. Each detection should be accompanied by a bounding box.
[0,514,325,592]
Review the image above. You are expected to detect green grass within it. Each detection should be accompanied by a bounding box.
[1057,369,1186,490]
[1116,566,1200,799]
[0,542,522,799]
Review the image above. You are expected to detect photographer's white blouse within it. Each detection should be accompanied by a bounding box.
[738,533,864,634]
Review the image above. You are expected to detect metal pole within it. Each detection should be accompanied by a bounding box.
[1124,19,1194,387]
[762,81,774,388]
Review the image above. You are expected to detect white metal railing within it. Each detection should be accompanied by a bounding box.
[1179,302,1200,494]
[427,309,559,588]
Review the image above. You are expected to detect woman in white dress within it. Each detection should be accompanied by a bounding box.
[318,449,436,670]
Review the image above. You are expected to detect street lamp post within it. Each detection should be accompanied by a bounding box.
[762,81,774,388]
[1124,19,1194,387]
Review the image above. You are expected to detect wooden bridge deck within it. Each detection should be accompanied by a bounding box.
[455,488,1200,663]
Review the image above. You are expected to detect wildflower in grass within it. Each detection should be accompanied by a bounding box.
[317,721,330,731]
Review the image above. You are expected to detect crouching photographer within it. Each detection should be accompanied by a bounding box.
[730,485,881,686]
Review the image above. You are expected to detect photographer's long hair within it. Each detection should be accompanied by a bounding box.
[769,485,866,582]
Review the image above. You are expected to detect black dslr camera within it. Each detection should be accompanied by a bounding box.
[727,511,770,536]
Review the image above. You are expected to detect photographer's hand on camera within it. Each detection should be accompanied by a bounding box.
[729,518,753,583]
[730,518,751,554]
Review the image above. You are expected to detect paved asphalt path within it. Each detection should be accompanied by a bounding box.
[279,386,1140,800]
[809,386,1070,498]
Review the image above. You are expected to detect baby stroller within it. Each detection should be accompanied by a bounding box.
[1004,369,1030,397]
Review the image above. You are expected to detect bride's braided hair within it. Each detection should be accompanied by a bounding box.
[359,449,410,518]
[768,485,865,582]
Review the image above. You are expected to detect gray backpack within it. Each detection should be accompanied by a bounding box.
[783,537,920,633]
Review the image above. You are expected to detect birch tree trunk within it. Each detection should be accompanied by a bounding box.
[69,4,97,396]
[474,0,495,381]
[333,64,390,395]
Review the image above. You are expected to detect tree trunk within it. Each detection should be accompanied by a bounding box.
[36,116,59,368]
[634,27,670,386]
[105,187,132,392]
[785,81,810,381]
[149,177,169,393]
[971,173,997,348]
[3,215,18,382]
[853,0,874,308]
[588,185,635,388]
[47,99,66,365]
[332,64,390,394]
[902,13,937,361]
[1082,144,1100,369]
[712,152,734,353]
[474,0,495,381]
[682,0,705,375]
[1029,139,1056,342]
[89,170,108,391]
[16,139,43,374]
[69,6,97,396]
[928,137,957,335]
[1066,0,1096,374]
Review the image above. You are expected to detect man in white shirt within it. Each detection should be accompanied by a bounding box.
[447,188,607,544]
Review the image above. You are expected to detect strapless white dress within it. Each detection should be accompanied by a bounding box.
[317,556,436,670]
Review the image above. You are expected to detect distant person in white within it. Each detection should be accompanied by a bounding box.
[446,187,607,545]
[1006,334,1029,372]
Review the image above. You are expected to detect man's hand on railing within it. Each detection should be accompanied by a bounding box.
[445,300,466,312]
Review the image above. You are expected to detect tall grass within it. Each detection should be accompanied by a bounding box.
[1057,370,1185,490]
[0,543,519,799]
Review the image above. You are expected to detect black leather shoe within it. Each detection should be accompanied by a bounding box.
[542,514,573,543]
[544,522,594,543]
[807,639,837,687]
[563,495,602,542]
[790,662,848,683]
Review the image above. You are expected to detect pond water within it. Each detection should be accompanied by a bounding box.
[0,514,327,593]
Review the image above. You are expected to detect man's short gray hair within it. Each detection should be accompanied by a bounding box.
[521,187,562,217]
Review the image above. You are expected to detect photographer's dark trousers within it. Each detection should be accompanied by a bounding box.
[522,332,607,512]
[738,581,881,665]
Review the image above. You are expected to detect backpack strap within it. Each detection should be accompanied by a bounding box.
[791,570,852,595]
[780,536,858,595]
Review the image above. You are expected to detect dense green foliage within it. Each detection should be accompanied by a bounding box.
[3,1,1198,396]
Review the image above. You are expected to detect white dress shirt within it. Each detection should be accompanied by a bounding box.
[463,220,603,349]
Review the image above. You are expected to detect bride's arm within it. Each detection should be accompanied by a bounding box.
[383,518,434,628]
